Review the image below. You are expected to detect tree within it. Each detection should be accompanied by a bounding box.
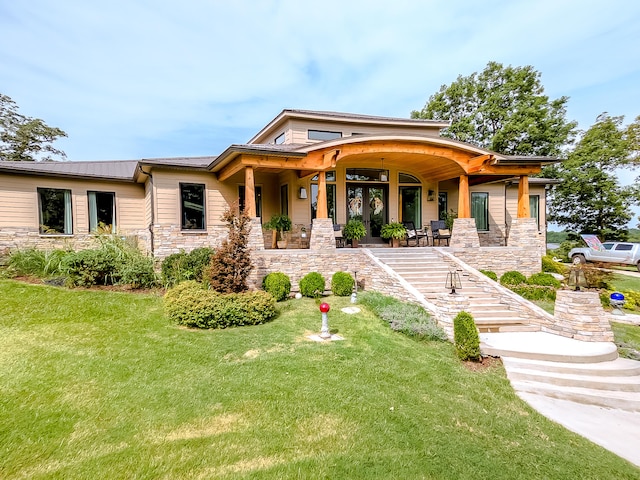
[544,113,639,239]
[411,62,576,156]
[0,93,67,161]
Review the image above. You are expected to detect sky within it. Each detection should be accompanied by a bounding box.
[1,0,639,221]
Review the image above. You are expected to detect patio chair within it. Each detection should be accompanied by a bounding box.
[333,224,345,248]
[430,220,451,246]
[402,221,427,247]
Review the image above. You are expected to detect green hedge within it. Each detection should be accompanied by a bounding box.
[499,270,526,287]
[164,281,277,329]
[331,271,354,296]
[262,272,291,301]
[299,272,325,298]
[453,311,481,361]
[527,272,562,288]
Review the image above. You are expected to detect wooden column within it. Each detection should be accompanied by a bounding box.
[244,166,256,217]
[316,171,328,219]
[517,175,530,218]
[457,175,470,218]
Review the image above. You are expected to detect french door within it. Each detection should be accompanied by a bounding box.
[346,184,388,243]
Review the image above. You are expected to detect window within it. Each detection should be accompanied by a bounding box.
[238,186,262,219]
[280,185,289,216]
[615,244,633,251]
[311,174,336,223]
[529,194,540,230]
[274,132,285,144]
[88,191,115,233]
[38,187,72,234]
[471,192,489,231]
[180,183,205,230]
[346,168,389,182]
[400,186,422,228]
[399,172,420,184]
[438,192,448,221]
[308,129,342,141]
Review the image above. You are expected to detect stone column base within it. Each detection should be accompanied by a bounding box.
[433,293,471,339]
[450,218,480,248]
[310,218,336,251]
[553,290,614,342]
[247,217,265,251]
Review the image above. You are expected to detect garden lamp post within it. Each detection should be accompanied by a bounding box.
[445,270,462,295]
[567,267,588,291]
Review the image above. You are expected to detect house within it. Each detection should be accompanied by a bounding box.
[0,109,555,261]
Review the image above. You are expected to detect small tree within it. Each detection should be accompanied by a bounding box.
[208,209,252,293]
[453,311,481,361]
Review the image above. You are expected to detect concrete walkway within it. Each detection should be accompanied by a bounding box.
[480,331,640,468]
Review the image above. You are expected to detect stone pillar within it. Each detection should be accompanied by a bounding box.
[310,217,336,250]
[507,217,544,256]
[553,290,614,342]
[449,218,480,248]
[434,293,471,339]
[247,217,265,251]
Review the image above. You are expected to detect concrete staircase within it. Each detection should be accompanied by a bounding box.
[368,247,539,333]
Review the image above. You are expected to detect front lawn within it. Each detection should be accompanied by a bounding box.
[1,280,638,479]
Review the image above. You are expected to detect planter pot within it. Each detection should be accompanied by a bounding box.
[351,239,359,248]
[391,238,400,248]
[277,240,288,249]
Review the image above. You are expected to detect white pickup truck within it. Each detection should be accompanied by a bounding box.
[568,237,640,272]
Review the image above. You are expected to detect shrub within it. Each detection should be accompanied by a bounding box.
[62,248,117,286]
[499,270,526,287]
[331,271,354,296]
[527,272,562,288]
[358,291,399,313]
[479,269,497,281]
[262,272,291,301]
[542,255,566,275]
[208,209,252,293]
[118,254,157,288]
[161,247,215,287]
[453,311,481,361]
[164,282,276,329]
[299,272,325,298]
[9,248,70,277]
[581,265,613,290]
[511,284,557,301]
[379,303,447,341]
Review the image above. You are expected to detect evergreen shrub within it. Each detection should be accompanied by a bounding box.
[161,247,215,287]
[299,272,325,298]
[511,285,557,301]
[453,311,481,361]
[331,271,354,296]
[262,272,291,301]
[479,269,498,281]
[527,272,562,288]
[542,255,566,274]
[499,270,526,287]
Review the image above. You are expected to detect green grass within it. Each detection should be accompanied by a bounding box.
[610,273,640,293]
[611,321,640,360]
[1,280,639,479]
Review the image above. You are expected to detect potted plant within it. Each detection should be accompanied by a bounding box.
[342,219,366,248]
[264,214,292,249]
[380,222,407,248]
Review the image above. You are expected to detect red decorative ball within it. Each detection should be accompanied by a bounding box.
[319,302,330,313]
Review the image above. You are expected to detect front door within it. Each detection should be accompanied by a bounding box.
[347,184,388,244]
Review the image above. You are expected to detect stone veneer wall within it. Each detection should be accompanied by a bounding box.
[507,218,546,258]
[449,246,541,277]
[309,218,337,251]
[152,224,227,259]
[449,218,480,248]
[552,290,614,342]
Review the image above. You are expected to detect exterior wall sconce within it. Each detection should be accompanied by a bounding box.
[567,267,588,291]
[427,189,435,201]
[299,187,307,199]
[445,270,462,294]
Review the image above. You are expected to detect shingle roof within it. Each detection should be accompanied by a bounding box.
[281,109,450,126]
[0,160,140,181]
[139,156,216,168]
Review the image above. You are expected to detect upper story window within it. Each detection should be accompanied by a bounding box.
[274,132,285,144]
[38,187,72,235]
[346,168,388,182]
[399,173,421,184]
[311,171,336,182]
[88,191,115,233]
[180,183,205,230]
[308,129,342,141]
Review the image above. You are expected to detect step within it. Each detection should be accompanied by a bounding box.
[506,368,640,392]
[502,356,640,377]
[480,325,540,333]
[510,380,640,411]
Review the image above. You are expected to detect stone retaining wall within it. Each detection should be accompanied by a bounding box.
[552,290,614,342]
[450,246,541,277]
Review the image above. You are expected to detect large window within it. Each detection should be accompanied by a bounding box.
[38,187,72,235]
[530,195,540,230]
[311,171,336,222]
[180,183,205,230]
[88,191,115,233]
[280,184,289,216]
[471,192,489,231]
[238,186,262,219]
[399,173,422,229]
[308,130,342,141]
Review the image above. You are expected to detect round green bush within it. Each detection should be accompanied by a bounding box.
[453,311,481,361]
[479,269,498,281]
[331,271,354,296]
[499,270,526,287]
[161,247,215,287]
[299,272,326,298]
[542,255,566,274]
[527,272,561,288]
[262,272,291,301]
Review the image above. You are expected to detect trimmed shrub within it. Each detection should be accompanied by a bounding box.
[499,270,526,287]
[542,255,566,274]
[527,272,562,289]
[262,272,291,301]
[479,269,498,281]
[161,247,215,287]
[331,271,354,296]
[299,272,325,298]
[164,281,277,329]
[453,311,481,361]
[511,284,557,301]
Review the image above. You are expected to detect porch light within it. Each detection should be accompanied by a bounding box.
[445,270,462,294]
[299,187,307,199]
[567,266,588,291]
[379,158,387,181]
[610,292,625,315]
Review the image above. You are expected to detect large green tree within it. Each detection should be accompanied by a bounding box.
[0,93,67,161]
[544,113,640,238]
[411,62,576,156]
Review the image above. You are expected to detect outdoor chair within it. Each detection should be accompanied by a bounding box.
[430,220,451,246]
[402,221,427,247]
[333,224,345,248]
